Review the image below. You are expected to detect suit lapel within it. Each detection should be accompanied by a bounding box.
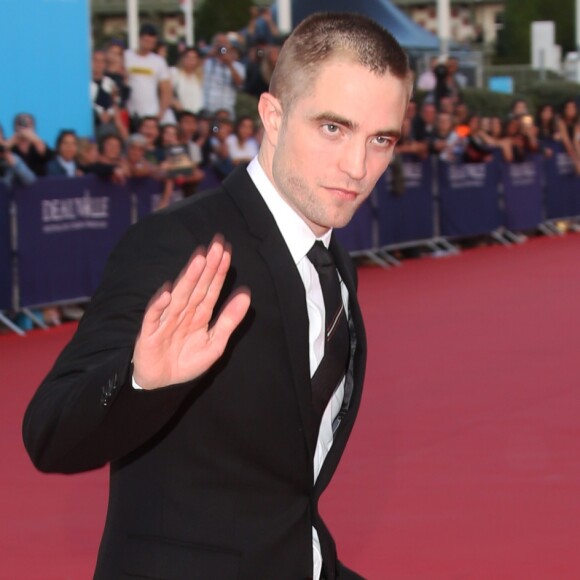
[223,167,318,459]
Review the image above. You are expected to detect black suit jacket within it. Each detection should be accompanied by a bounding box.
[23,166,367,580]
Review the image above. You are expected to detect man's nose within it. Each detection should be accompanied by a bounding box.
[338,139,367,181]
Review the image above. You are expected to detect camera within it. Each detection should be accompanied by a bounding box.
[219,46,228,55]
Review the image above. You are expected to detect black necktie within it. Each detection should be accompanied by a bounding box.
[307,241,350,424]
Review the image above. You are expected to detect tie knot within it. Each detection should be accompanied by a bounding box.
[307,240,334,270]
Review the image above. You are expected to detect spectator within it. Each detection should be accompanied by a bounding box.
[0,123,36,188]
[241,5,280,47]
[226,116,259,165]
[105,40,131,109]
[411,101,438,144]
[244,43,281,98]
[137,116,162,164]
[125,23,174,127]
[77,138,99,169]
[121,134,159,179]
[177,110,203,166]
[446,57,468,91]
[556,99,580,173]
[46,130,83,177]
[536,104,559,143]
[81,133,126,183]
[430,112,459,161]
[9,113,51,176]
[208,117,235,177]
[500,115,539,163]
[510,98,529,118]
[170,47,204,115]
[158,123,204,201]
[454,101,470,127]
[91,50,128,139]
[462,115,494,163]
[416,56,438,92]
[394,116,428,159]
[202,33,246,116]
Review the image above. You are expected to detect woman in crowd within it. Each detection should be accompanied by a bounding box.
[46,130,82,177]
[499,115,539,163]
[226,116,259,165]
[555,99,580,173]
[156,123,204,207]
[170,47,204,115]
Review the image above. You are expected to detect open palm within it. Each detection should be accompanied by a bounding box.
[133,236,251,390]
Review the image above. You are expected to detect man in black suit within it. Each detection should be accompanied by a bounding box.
[23,13,412,580]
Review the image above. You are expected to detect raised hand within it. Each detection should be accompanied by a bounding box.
[132,235,251,390]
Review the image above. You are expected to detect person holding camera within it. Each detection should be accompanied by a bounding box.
[0,123,36,188]
[9,113,51,177]
[202,33,246,117]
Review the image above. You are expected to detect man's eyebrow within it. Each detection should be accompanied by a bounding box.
[311,112,358,131]
[311,111,401,139]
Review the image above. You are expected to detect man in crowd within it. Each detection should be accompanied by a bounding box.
[23,12,411,580]
[202,33,246,117]
[9,113,51,176]
[124,23,174,127]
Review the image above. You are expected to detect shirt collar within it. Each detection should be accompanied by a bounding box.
[246,157,332,264]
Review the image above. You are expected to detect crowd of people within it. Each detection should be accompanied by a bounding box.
[3,7,580,196]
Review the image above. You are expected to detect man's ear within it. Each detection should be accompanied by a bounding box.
[258,92,283,147]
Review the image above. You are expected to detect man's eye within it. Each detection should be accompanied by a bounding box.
[323,124,340,134]
[374,136,392,146]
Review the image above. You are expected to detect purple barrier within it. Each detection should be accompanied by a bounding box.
[438,159,501,237]
[333,196,375,252]
[197,166,224,193]
[376,155,434,246]
[501,155,544,231]
[0,184,11,310]
[14,175,132,308]
[131,178,168,220]
[543,143,579,219]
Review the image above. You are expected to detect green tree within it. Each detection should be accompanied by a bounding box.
[194,0,254,44]
[495,0,574,64]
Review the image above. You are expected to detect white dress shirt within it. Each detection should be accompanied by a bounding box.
[247,157,348,580]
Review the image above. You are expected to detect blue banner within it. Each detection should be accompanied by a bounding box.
[0,184,12,310]
[377,156,434,246]
[15,176,132,308]
[543,143,579,219]
[438,159,501,237]
[501,156,544,231]
[333,196,375,252]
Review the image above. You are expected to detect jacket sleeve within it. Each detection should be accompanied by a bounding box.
[22,211,205,474]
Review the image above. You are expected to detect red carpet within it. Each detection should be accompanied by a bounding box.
[2,234,580,579]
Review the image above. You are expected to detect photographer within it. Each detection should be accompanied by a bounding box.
[0,123,36,188]
[202,33,246,117]
[9,113,51,176]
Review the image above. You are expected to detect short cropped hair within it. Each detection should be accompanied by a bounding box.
[269,12,412,112]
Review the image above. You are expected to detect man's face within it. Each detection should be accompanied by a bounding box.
[139,33,157,54]
[92,52,106,78]
[179,116,197,138]
[268,60,408,236]
[421,104,437,125]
